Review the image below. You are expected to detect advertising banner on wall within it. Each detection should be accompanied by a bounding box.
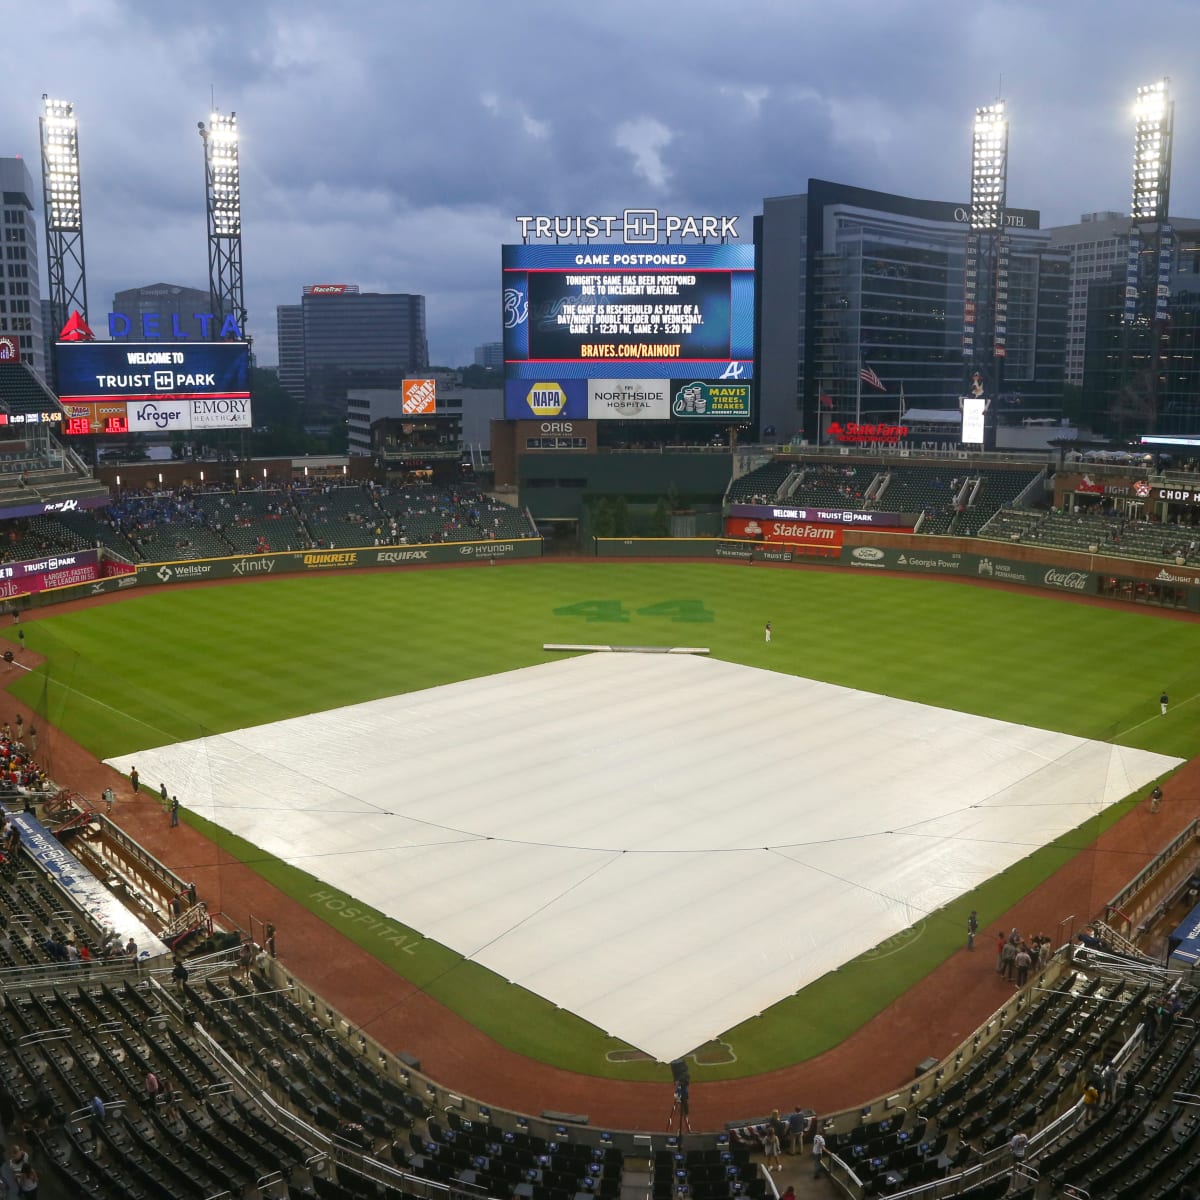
[728,503,913,528]
[504,379,589,420]
[671,380,752,419]
[402,379,437,414]
[127,400,191,433]
[724,518,843,548]
[587,379,671,420]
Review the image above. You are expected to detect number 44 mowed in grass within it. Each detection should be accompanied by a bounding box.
[553,599,714,624]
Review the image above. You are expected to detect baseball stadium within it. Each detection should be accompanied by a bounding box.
[0,376,1197,1200]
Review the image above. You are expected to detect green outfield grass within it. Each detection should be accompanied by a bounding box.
[6,563,1198,1082]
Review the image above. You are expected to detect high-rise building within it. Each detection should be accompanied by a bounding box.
[110,283,216,341]
[0,158,46,379]
[756,180,1068,442]
[473,341,502,369]
[1047,213,1134,386]
[275,284,429,418]
[276,304,304,400]
[1082,223,1200,435]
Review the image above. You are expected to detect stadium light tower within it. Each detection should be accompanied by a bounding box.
[1124,79,1175,324]
[198,110,246,339]
[39,95,89,340]
[963,101,1010,372]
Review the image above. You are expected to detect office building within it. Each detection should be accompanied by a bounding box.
[473,341,503,369]
[276,304,304,399]
[0,158,46,379]
[1082,223,1200,435]
[756,180,1068,442]
[1047,212,1200,389]
[110,283,215,341]
[276,284,428,419]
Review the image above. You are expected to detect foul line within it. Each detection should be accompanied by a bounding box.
[23,663,180,743]
[1113,690,1200,742]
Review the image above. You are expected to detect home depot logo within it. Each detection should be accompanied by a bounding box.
[402,378,436,414]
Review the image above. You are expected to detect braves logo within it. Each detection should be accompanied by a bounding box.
[502,287,528,329]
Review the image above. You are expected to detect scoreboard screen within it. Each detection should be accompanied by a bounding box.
[502,243,754,380]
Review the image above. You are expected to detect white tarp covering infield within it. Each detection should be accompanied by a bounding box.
[105,654,1180,1062]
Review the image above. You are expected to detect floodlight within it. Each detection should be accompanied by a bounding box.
[200,109,246,338]
[969,101,1008,230]
[1131,78,1172,224]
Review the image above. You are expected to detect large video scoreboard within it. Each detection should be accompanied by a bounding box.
[54,341,251,433]
[502,242,754,382]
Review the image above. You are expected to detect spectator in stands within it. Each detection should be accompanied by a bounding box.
[785,1107,807,1154]
[89,1096,105,1125]
[1082,1081,1099,1122]
[16,1161,37,1196]
[1100,1062,1117,1105]
[811,1127,826,1179]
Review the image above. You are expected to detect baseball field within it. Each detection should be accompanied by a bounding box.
[5,561,1196,1082]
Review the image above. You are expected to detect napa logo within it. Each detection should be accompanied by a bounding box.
[524,382,568,417]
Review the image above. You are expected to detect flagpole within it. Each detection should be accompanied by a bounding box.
[899,381,905,425]
[816,382,822,447]
[855,365,862,426]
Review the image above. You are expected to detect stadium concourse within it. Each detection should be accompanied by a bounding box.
[5,625,1197,1132]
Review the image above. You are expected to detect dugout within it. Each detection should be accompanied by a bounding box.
[1168,899,1200,970]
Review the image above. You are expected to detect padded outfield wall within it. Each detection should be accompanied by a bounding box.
[9,529,1200,616]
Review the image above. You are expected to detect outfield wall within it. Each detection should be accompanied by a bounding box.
[593,535,1200,610]
[16,539,543,610]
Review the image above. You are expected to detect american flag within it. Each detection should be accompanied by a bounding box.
[860,365,886,391]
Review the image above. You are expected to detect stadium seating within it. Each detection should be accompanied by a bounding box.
[726,461,794,504]
[192,491,308,554]
[789,463,878,507]
[981,508,1200,566]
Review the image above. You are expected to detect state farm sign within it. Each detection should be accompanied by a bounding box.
[725,517,843,548]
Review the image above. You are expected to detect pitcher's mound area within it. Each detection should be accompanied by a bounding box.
[106,654,1179,1062]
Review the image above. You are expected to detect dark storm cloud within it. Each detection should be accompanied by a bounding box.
[1,0,1196,365]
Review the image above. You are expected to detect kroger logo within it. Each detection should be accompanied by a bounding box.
[851,547,885,562]
[137,402,183,429]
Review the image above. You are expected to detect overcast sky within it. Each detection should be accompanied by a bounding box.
[3,0,1196,368]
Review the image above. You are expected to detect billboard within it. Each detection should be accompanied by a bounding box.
[502,243,754,381]
[54,341,251,403]
[504,379,588,419]
[672,379,751,419]
[961,395,986,444]
[402,378,437,414]
[724,518,843,547]
[0,335,19,363]
[587,379,670,420]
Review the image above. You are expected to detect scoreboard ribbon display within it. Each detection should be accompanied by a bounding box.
[503,243,754,381]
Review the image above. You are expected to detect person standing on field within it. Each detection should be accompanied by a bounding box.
[764,621,772,644]
[1160,690,1169,716]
